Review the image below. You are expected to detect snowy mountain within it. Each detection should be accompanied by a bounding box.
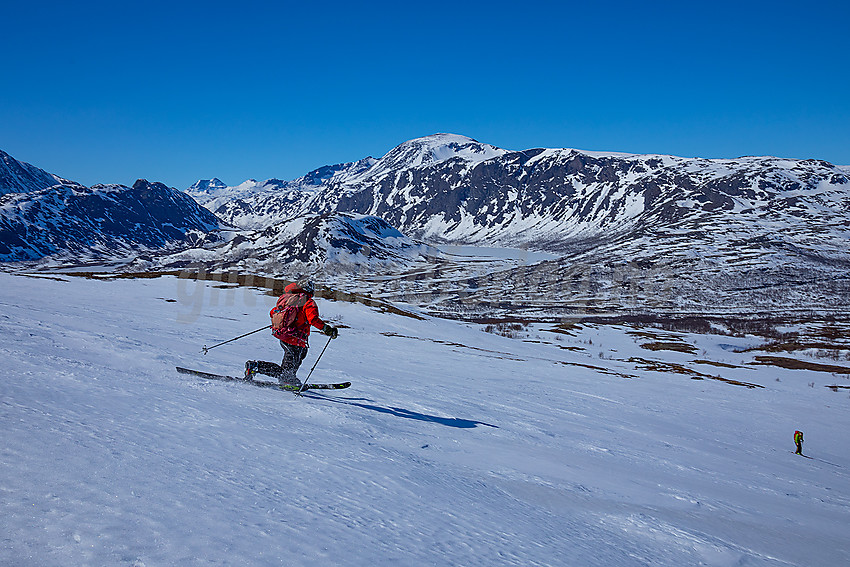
[342,132,506,180]
[0,149,73,197]
[2,137,849,317]
[207,135,849,250]
[205,134,505,230]
[130,212,441,276]
[0,178,222,263]
[186,177,229,200]
[187,177,285,208]
[323,144,850,251]
[184,135,850,317]
[206,157,377,230]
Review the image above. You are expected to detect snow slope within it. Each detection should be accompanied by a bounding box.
[2,273,849,566]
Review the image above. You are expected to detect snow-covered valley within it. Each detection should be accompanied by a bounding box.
[2,272,849,566]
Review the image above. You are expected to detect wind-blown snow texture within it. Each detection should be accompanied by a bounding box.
[2,273,849,566]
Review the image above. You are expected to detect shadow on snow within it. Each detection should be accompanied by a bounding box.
[308,394,498,429]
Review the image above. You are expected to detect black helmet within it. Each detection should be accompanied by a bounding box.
[298,279,315,295]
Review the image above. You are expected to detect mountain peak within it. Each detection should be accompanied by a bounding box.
[415,133,480,145]
[187,178,228,194]
[363,134,507,177]
[0,149,73,197]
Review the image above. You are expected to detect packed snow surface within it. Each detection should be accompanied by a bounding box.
[2,273,849,566]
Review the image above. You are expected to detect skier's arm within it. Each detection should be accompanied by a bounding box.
[303,299,326,330]
[305,299,339,338]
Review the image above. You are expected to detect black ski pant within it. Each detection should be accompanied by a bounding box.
[253,341,308,386]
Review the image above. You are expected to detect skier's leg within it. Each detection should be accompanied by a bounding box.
[279,342,308,386]
[248,360,283,378]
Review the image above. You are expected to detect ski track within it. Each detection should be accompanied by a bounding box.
[1,273,849,566]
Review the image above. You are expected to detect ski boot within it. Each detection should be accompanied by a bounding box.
[243,361,258,381]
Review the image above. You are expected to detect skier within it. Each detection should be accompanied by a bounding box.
[244,280,338,387]
[794,430,804,455]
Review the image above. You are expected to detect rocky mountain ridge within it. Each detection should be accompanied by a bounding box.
[129,212,440,277]
[197,135,848,249]
[187,134,850,317]
[2,135,849,318]
[197,157,378,230]
[0,172,222,263]
[1,149,72,197]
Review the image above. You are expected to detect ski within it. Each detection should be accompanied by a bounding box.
[175,366,351,391]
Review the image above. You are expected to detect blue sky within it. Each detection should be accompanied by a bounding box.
[2,1,848,189]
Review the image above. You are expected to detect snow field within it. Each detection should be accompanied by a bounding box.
[1,273,849,566]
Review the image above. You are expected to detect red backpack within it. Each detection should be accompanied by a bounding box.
[270,293,309,343]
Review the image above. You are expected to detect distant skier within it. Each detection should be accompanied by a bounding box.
[794,430,804,455]
[244,280,338,387]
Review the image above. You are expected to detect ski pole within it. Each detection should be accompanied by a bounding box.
[296,335,333,395]
[202,325,271,354]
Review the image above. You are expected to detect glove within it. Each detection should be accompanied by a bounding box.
[322,323,339,339]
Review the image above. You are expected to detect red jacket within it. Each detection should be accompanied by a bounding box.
[270,282,325,347]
